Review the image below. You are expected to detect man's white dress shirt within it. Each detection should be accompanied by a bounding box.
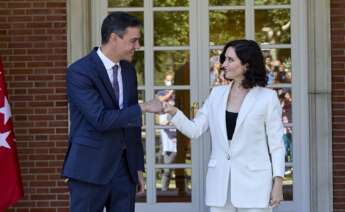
[97,48,123,109]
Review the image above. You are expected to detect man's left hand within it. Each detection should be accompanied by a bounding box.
[136,171,145,196]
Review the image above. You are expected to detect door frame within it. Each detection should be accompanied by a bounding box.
[306,0,333,211]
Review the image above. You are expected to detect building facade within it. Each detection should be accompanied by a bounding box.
[0,0,343,211]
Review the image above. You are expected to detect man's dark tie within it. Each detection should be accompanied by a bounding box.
[112,65,120,105]
[112,65,126,149]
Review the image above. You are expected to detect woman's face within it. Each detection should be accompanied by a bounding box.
[221,47,246,82]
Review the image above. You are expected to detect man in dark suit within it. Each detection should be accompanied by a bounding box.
[62,12,161,212]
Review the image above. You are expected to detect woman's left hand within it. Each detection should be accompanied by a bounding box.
[269,177,284,208]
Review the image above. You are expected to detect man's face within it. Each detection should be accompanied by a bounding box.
[113,27,141,62]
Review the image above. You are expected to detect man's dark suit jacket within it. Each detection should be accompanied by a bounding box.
[62,48,144,185]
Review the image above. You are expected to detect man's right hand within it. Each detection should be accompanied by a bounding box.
[140,98,162,113]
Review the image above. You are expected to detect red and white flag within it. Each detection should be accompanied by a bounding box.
[0,58,23,210]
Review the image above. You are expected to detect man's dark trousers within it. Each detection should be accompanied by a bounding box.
[68,151,136,212]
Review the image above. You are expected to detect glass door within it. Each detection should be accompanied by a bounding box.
[204,0,297,211]
[99,0,202,211]
[92,0,306,211]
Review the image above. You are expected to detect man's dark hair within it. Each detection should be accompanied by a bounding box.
[220,39,267,89]
[101,12,142,44]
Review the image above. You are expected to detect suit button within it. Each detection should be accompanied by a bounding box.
[226,154,230,160]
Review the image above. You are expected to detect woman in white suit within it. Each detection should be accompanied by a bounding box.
[163,40,285,212]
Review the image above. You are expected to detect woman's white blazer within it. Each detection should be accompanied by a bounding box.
[170,84,285,208]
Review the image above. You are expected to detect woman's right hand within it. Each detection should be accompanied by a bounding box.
[269,177,284,208]
[163,102,177,116]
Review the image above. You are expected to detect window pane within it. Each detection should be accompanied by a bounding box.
[141,129,146,161]
[133,50,145,86]
[283,124,293,163]
[155,128,178,164]
[154,127,191,164]
[108,0,143,7]
[209,10,245,46]
[154,12,189,46]
[154,51,190,86]
[276,88,292,124]
[255,0,290,5]
[156,168,192,202]
[154,88,191,164]
[274,87,293,201]
[154,0,189,7]
[255,9,291,44]
[262,48,291,86]
[283,166,293,200]
[138,90,146,126]
[136,157,147,202]
[209,0,245,6]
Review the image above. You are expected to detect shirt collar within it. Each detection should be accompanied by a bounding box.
[97,47,120,70]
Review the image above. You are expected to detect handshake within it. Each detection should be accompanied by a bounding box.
[139,98,177,116]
